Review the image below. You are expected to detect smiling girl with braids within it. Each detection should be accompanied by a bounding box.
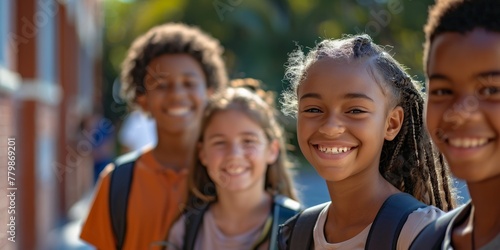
[278,34,456,250]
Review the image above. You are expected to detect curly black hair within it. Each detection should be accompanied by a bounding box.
[281,34,456,211]
[424,0,500,72]
[120,23,228,105]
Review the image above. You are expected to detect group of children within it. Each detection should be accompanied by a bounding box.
[81,0,500,249]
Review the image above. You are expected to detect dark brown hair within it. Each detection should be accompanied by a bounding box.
[120,23,228,105]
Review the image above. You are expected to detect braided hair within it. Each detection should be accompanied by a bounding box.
[281,34,455,211]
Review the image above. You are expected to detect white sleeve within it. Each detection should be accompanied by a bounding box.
[166,215,186,250]
[118,111,157,151]
[397,206,445,250]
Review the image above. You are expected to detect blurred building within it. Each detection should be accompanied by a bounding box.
[0,0,102,249]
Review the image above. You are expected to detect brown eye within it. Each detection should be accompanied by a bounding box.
[184,80,197,88]
[479,86,500,96]
[304,108,322,113]
[430,89,453,96]
[347,109,366,114]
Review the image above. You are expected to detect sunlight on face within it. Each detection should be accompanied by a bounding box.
[426,29,500,182]
[297,58,399,183]
[199,110,276,194]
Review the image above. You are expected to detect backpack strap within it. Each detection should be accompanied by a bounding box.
[365,193,427,250]
[183,201,210,250]
[269,195,302,250]
[289,202,329,250]
[182,195,301,250]
[409,203,468,250]
[109,150,141,250]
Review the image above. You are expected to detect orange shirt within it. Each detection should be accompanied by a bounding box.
[80,149,188,250]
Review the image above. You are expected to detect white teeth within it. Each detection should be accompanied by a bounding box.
[448,138,488,148]
[168,107,190,116]
[226,166,245,175]
[318,145,351,154]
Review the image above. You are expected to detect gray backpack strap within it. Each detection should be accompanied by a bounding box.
[109,150,141,250]
[365,193,426,250]
[289,202,329,250]
[270,195,302,250]
[409,203,468,250]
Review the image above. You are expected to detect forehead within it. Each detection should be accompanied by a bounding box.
[299,58,387,100]
[205,110,264,134]
[145,54,205,77]
[427,29,500,82]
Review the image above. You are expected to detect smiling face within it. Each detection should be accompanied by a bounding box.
[199,110,279,194]
[426,29,500,182]
[297,58,403,182]
[139,54,210,135]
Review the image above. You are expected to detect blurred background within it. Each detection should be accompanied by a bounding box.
[0,0,470,249]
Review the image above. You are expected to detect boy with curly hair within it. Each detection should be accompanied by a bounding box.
[80,23,228,250]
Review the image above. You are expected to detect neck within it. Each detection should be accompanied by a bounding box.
[210,190,272,237]
[467,177,500,248]
[214,190,271,221]
[152,129,199,170]
[326,169,399,228]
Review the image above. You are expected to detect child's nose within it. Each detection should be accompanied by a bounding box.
[165,81,187,100]
[444,95,481,128]
[319,116,345,137]
[228,143,244,157]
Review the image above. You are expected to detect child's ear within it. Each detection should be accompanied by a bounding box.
[385,106,404,141]
[198,142,207,166]
[266,139,280,164]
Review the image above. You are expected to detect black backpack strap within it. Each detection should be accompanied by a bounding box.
[183,201,210,250]
[287,202,329,250]
[269,195,302,250]
[409,203,468,250]
[183,195,301,250]
[109,150,141,250]
[365,193,427,250]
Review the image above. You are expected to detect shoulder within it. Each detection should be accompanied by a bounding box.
[406,205,446,235]
[278,202,329,250]
[94,162,115,194]
[274,195,302,213]
[408,202,470,250]
[398,205,445,250]
[409,205,445,221]
[99,150,148,196]
[169,215,187,238]
[114,150,144,166]
[441,202,472,249]
[167,215,187,250]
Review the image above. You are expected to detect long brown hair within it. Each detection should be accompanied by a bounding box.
[189,78,299,206]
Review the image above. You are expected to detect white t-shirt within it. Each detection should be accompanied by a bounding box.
[313,203,444,250]
[167,208,270,250]
[118,111,157,151]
